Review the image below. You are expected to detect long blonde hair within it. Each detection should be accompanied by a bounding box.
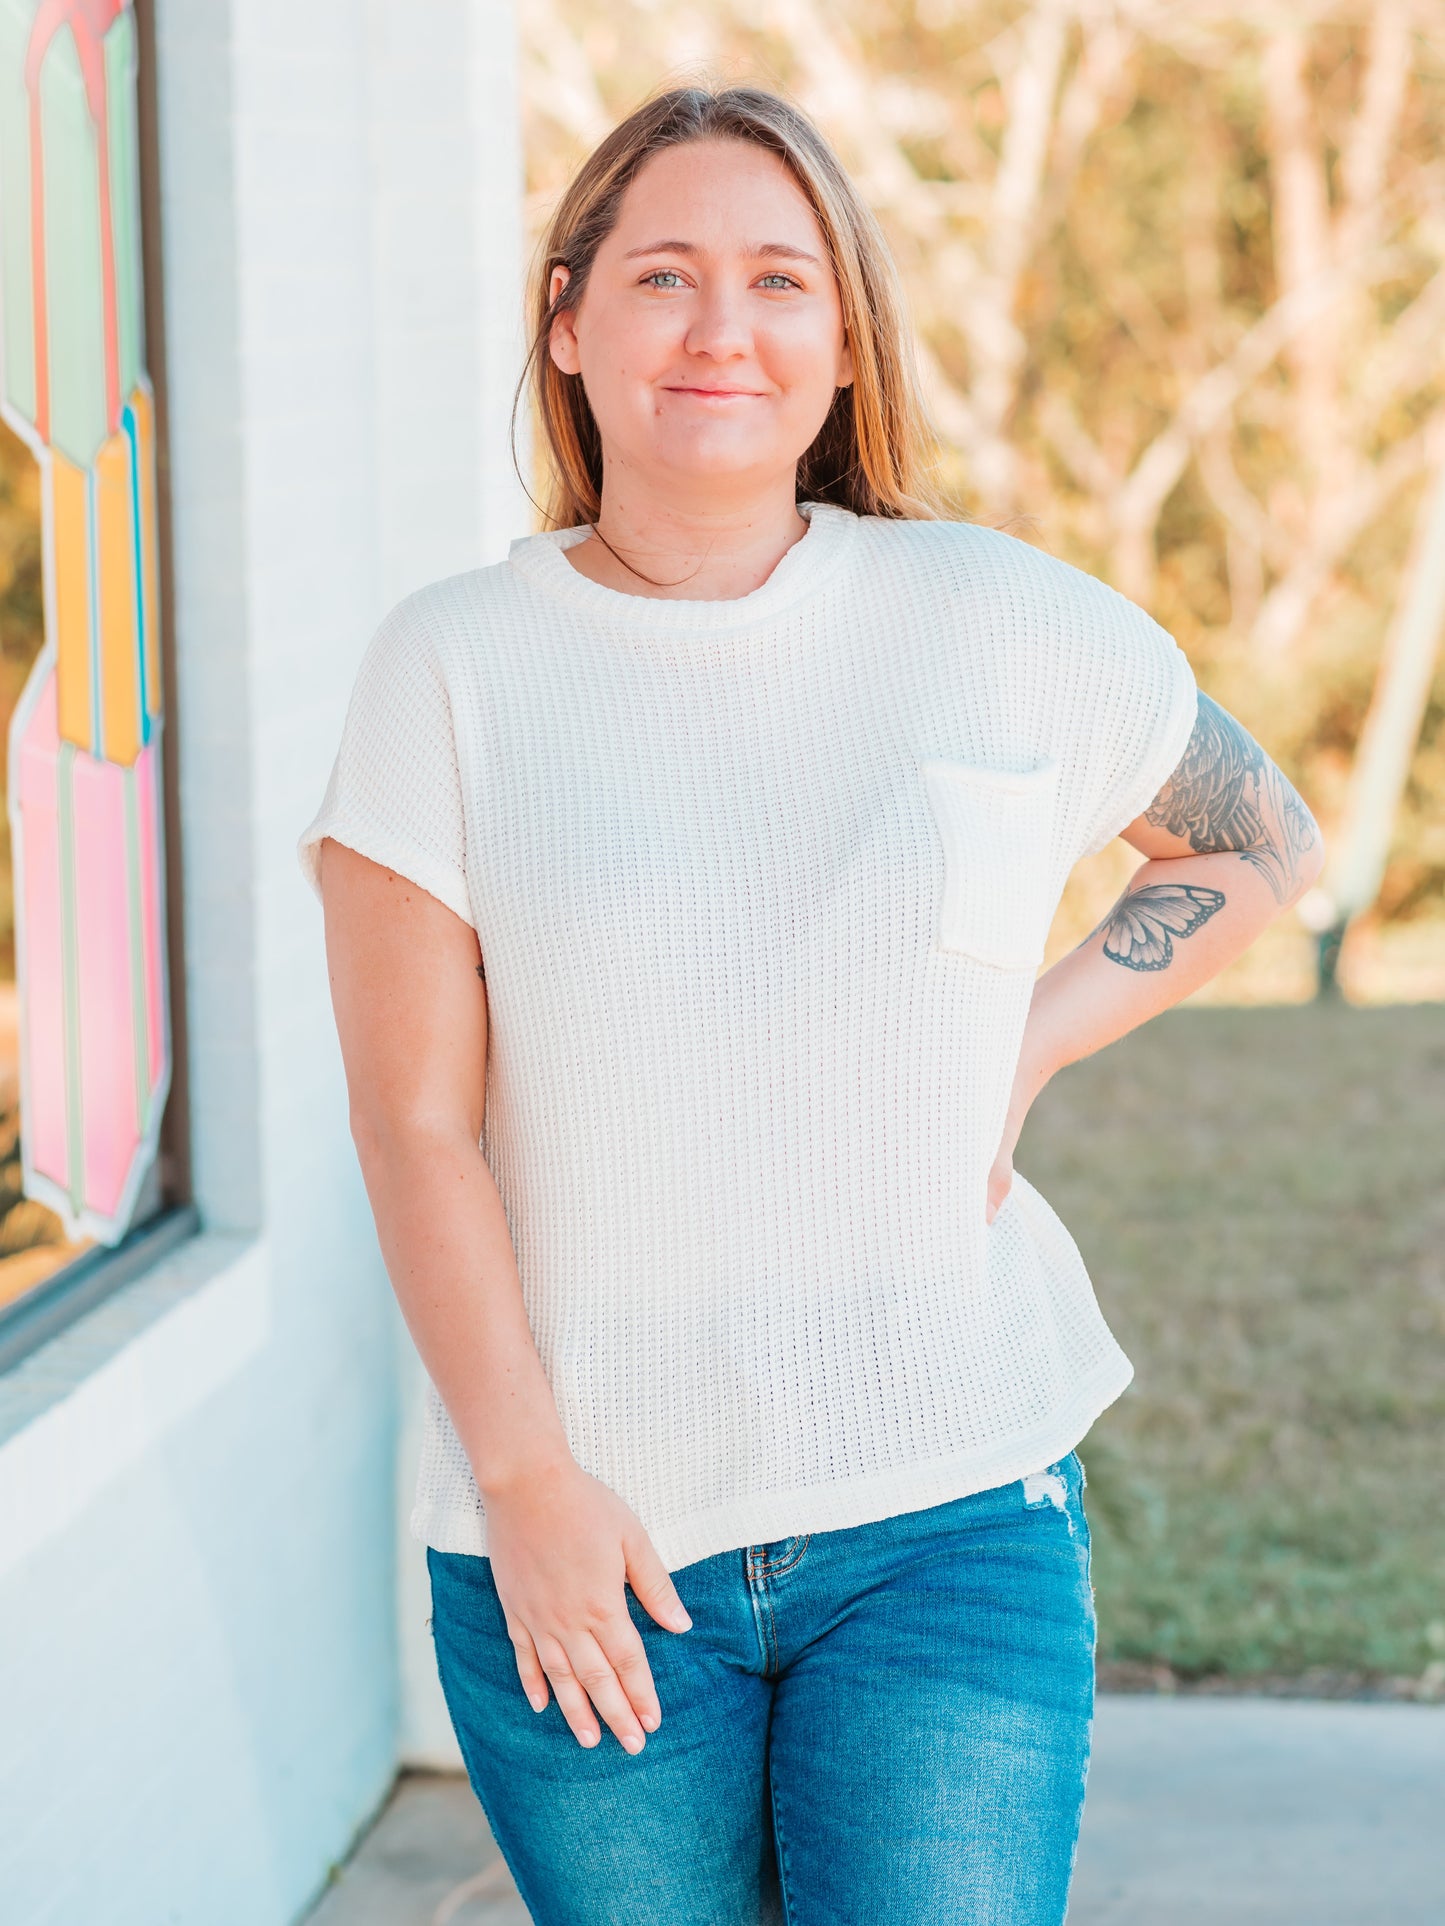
[517,84,944,528]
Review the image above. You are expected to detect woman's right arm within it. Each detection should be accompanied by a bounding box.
[318,837,692,1754]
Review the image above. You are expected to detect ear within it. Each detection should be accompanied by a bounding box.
[836,328,855,390]
[548,264,581,376]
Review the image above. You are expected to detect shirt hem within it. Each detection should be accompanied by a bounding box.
[296,817,475,930]
[410,1350,1134,1572]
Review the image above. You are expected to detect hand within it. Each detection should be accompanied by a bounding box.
[986,1031,1058,1225]
[480,1456,693,1754]
[985,1117,1021,1225]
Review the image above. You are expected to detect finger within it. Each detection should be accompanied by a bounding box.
[534,1632,604,1749]
[592,1613,663,1732]
[985,1163,1012,1223]
[624,1532,693,1634]
[558,1628,649,1754]
[506,1618,550,1713]
[566,1627,651,1753]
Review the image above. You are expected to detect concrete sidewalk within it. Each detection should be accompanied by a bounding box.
[305,1695,1444,1924]
[1068,1696,1442,1923]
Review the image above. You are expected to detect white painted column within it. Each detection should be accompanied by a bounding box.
[358,0,529,1769]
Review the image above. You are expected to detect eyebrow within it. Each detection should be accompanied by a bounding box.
[620,239,823,266]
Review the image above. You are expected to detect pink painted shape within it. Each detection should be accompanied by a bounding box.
[70,741,138,1216]
[135,737,164,1093]
[15,669,70,1188]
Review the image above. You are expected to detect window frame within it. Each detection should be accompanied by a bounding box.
[0,0,194,1377]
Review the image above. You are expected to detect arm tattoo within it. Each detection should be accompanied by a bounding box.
[1143,691,1318,904]
[1084,881,1226,972]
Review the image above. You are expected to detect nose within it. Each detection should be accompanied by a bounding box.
[682,283,753,363]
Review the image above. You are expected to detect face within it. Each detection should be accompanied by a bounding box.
[548,138,854,498]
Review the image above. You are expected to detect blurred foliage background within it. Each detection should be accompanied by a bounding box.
[518,0,1445,1689]
[521,0,1445,1001]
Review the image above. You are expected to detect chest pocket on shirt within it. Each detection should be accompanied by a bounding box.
[920,756,1062,972]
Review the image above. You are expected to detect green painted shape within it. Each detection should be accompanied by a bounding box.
[56,740,85,1212]
[0,0,37,428]
[104,10,143,400]
[40,26,108,466]
[123,763,149,1131]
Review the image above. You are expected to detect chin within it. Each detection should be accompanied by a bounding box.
[643,434,797,482]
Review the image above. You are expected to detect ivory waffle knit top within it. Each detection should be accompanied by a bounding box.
[298,502,1198,1572]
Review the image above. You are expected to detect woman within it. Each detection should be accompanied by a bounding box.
[299,83,1322,1926]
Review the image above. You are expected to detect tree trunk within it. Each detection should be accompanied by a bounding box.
[1313,442,1445,994]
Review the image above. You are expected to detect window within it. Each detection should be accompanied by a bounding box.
[0,0,190,1373]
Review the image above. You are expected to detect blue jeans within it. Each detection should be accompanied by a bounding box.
[427,1451,1095,1926]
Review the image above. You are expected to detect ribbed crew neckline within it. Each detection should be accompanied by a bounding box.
[505,499,859,634]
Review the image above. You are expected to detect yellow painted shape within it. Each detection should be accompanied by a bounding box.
[51,452,93,752]
[96,428,141,765]
[130,385,162,723]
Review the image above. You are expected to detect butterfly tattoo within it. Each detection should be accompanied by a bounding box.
[1086,882,1225,972]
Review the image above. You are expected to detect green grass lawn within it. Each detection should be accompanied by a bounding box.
[1019,999,1445,1690]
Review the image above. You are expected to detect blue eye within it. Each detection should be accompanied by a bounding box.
[640,269,800,291]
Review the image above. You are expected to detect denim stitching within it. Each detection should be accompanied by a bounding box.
[744,1550,774,1673]
[763,1585,781,1674]
[768,1740,798,1925]
[767,1534,811,1577]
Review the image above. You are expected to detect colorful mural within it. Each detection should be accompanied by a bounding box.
[0,0,170,1246]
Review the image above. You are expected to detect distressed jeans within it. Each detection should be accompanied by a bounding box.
[427,1450,1095,1926]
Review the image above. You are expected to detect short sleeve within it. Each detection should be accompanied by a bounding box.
[296,596,474,928]
[1039,565,1199,872]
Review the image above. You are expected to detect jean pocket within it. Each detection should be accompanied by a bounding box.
[919,756,1061,971]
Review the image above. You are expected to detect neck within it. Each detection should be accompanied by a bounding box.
[564,468,810,601]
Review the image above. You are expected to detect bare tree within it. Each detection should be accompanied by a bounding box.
[522,0,1445,990]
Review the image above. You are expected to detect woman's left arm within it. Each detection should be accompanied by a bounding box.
[987,691,1327,1222]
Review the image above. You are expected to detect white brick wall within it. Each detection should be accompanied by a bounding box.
[0,2,525,1917]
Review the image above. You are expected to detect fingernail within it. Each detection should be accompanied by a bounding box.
[641,1710,659,1731]
[581,1730,599,1747]
[622,1732,644,1754]
[673,1610,693,1631]
[528,1693,546,1713]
